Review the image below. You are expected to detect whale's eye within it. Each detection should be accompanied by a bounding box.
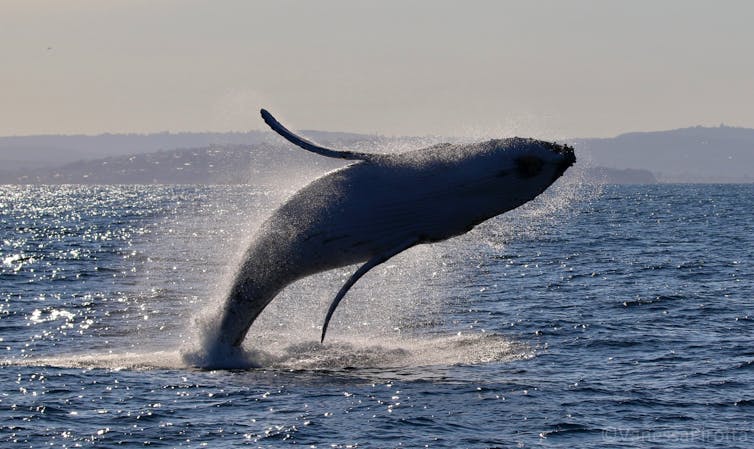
[515,156,544,178]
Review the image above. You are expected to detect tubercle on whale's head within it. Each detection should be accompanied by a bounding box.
[546,141,576,164]
[497,138,576,182]
[545,141,577,181]
[514,138,575,163]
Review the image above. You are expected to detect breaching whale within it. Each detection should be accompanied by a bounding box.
[211,109,576,349]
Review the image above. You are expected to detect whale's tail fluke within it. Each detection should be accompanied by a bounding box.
[261,109,380,162]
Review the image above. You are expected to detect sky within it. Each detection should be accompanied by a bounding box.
[2,0,753,139]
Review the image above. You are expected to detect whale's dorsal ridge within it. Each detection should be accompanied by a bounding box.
[261,109,378,162]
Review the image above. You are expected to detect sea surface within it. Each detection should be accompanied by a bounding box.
[1,181,753,448]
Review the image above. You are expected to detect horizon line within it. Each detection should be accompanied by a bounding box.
[1,123,752,141]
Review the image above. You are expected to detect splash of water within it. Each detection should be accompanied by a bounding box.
[8,332,530,371]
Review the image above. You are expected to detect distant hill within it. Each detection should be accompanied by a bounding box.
[575,125,754,183]
[0,125,752,184]
[0,130,389,185]
[0,130,369,171]
[0,144,347,185]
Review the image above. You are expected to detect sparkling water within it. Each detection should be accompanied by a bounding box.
[1,183,752,447]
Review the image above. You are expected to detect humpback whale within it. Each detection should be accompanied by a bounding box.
[211,109,575,349]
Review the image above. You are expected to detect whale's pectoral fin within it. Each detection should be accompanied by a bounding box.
[320,237,421,343]
[261,109,379,162]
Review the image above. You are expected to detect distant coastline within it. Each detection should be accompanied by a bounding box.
[1,125,752,184]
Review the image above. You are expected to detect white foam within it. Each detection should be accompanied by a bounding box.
[4,333,531,371]
[3,350,187,371]
[266,333,532,370]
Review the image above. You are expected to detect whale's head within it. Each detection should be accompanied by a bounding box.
[509,138,576,184]
[443,138,577,226]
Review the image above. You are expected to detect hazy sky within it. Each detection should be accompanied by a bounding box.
[2,0,753,138]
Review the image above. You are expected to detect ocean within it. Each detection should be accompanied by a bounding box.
[1,181,752,448]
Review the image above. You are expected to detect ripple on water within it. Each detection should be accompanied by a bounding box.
[3,184,754,448]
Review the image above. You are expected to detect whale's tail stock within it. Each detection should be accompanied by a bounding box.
[183,247,288,368]
[215,263,289,347]
[183,273,285,368]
